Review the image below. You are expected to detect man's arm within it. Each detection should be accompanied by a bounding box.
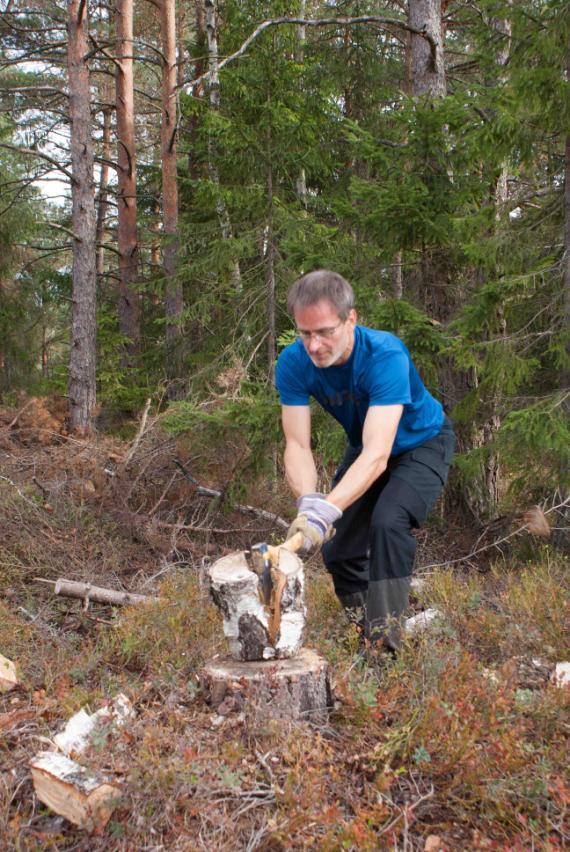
[282,405,318,498]
[327,404,403,511]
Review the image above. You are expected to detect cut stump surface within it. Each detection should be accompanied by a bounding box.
[202,647,331,724]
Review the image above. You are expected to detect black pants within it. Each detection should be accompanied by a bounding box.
[321,418,456,650]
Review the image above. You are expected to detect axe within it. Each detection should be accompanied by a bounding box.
[246,530,305,644]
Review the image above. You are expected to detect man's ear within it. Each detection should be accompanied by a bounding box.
[348,308,357,326]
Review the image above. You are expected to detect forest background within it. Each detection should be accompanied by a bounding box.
[0,0,568,521]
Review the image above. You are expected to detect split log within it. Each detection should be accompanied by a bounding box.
[0,653,18,693]
[404,607,443,637]
[35,577,160,607]
[202,647,331,723]
[54,694,133,758]
[208,546,305,661]
[30,752,121,832]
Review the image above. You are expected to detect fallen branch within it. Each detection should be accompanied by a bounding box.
[7,398,35,429]
[420,496,569,570]
[34,578,162,607]
[174,459,288,529]
[122,397,152,466]
[154,520,277,534]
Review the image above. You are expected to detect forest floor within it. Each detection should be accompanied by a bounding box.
[0,398,568,851]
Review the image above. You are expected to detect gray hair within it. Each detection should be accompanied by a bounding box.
[287,270,355,320]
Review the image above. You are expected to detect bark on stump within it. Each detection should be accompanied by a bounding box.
[202,648,331,724]
[208,547,305,661]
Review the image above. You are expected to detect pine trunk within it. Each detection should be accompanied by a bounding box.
[67,0,97,435]
[161,0,184,396]
[116,0,140,365]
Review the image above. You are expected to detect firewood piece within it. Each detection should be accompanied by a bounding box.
[404,607,443,637]
[54,694,133,758]
[34,577,160,607]
[208,548,305,661]
[0,653,18,693]
[30,752,121,832]
[201,647,331,723]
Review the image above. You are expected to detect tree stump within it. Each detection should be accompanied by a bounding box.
[201,648,331,724]
[208,547,305,661]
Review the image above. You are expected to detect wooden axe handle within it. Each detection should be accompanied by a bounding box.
[266,530,305,563]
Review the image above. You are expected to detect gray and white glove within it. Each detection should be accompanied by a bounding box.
[287,492,342,553]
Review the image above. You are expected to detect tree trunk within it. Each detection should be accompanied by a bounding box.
[160,0,184,397]
[409,0,446,97]
[295,0,307,207]
[201,649,331,724]
[205,0,241,290]
[67,0,97,435]
[467,6,512,521]
[115,0,140,365]
[391,30,413,300]
[95,106,111,277]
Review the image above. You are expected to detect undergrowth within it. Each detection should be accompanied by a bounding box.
[0,427,567,850]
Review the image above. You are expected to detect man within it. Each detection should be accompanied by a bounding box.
[275,270,455,654]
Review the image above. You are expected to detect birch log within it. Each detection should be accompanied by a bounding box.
[0,653,18,692]
[208,548,305,661]
[30,752,121,832]
[53,694,134,758]
[35,578,160,607]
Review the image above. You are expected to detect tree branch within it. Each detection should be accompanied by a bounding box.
[184,16,436,93]
[0,142,74,182]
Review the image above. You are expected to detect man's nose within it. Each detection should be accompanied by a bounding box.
[308,335,322,353]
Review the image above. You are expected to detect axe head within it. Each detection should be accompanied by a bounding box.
[247,542,273,605]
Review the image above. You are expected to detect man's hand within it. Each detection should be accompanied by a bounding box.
[287,493,342,553]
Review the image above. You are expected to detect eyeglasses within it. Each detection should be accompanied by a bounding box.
[297,321,344,343]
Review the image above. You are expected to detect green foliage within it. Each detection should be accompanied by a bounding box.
[162,381,282,498]
[365,299,453,389]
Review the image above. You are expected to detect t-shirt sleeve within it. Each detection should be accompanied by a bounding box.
[275,348,310,405]
[366,349,412,405]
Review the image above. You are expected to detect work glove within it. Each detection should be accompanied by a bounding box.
[287,492,342,553]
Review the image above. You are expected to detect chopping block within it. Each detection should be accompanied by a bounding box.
[204,535,331,723]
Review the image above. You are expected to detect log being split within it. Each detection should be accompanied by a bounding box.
[208,540,305,661]
[202,648,332,724]
[30,752,121,832]
[35,577,160,607]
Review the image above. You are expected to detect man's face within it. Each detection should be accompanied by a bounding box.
[294,300,357,368]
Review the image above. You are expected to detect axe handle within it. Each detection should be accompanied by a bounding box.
[266,530,305,563]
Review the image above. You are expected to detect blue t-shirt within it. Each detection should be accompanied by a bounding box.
[275,326,444,455]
